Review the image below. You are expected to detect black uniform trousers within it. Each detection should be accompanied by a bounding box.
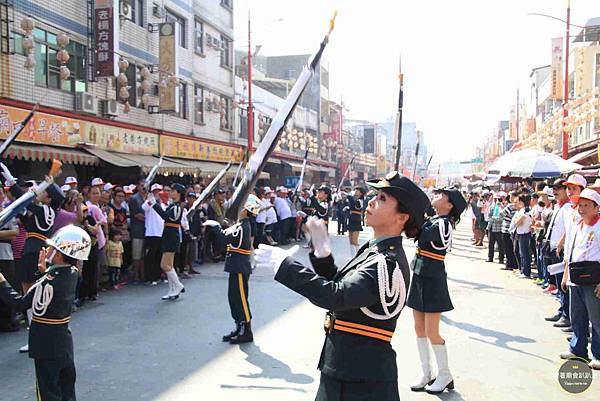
[79,244,98,300]
[228,272,251,323]
[144,237,162,282]
[35,358,76,401]
[0,260,17,330]
[316,373,400,401]
[503,233,518,269]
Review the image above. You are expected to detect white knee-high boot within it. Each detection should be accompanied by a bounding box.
[166,269,184,299]
[162,271,174,300]
[426,343,454,394]
[410,337,436,391]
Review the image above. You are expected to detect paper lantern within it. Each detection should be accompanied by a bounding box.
[24,53,36,70]
[119,86,130,99]
[140,79,152,92]
[22,35,34,51]
[141,93,150,106]
[117,73,128,86]
[118,59,129,71]
[57,32,70,48]
[124,101,131,113]
[140,67,151,79]
[56,49,70,64]
[59,65,70,80]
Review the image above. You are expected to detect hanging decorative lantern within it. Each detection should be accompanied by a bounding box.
[21,16,35,33]
[124,102,131,113]
[119,86,130,99]
[141,93,150,107]
[59,65,70,80]
[140,67,151,79]
[24,53,36,70]
[140,79,152,92]
[117,73,128,86]
[56,49,70,64]
[168,75,179,87]
[22,35,34,51]
[118,58,129,71]
[57,32,70,48]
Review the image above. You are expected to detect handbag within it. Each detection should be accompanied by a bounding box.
[568,229,600,285]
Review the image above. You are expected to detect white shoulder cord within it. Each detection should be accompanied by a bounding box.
[170,205,181,222]
[224,223,243,249]
[430,219,453,251]
[360,253,407,320]
[29,278,54,317]
[34,205,55,231]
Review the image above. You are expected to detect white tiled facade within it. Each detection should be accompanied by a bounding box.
[0,0,239,147]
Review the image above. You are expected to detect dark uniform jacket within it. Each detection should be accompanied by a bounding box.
[0,264,78,360]
[346,195,364,227]
[10,185,55,255]
[412,215,451,278]
[212,218,252,275]
[153,201,182,243]
[276,236,410,382]
[310,196,329,222]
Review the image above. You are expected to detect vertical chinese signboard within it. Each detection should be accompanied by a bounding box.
[159,22,179,113]
[94,0,119,78]
[551,37,563,101]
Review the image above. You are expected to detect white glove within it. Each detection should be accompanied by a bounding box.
[0,163,16,186]
[202,219,221,228]
[146,193,156,206]
[255,244,299,274]
[343,206,349,211]
[297,211,307,218]
[306,216,331,258]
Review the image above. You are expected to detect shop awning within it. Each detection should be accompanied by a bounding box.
[310,164,336,176]
[81,146,139,168]
[568,148,597,163]
[286,161,305,172]
[81,147,196,174]
[165,158,270,179]
[2,143,99,166]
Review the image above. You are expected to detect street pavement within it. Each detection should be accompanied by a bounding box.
[1,220,598,400]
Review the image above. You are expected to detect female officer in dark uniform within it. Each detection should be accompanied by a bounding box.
[346,187,366,256]
[255,172,430,401]
[311,185,332,225]
[147,183,186,300]
[407,187,466,394]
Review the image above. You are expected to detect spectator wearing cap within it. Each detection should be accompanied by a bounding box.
[128,178,147,283]
[255,187,276,247]
[0,187,19,332]
[142,183,165,284]
[559,188,600,370]
[64,176,78,190]
[274,186,293,245]
[589,178,600,195]
[91,177,104,188]
[264,189,278,245]
[108,187,130,284]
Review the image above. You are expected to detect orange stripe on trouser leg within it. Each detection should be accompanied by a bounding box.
[238,273,251,322]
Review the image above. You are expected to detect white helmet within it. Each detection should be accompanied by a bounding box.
[244,194,261,215]
[46,225,92,261]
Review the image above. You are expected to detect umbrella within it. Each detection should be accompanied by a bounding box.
[486,149,546,175]
[506,155,582,178]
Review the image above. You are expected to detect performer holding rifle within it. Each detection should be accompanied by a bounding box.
[346,186,366,256]
[1,160,65,353]
[256,171,430,401]
[0,225,91,401]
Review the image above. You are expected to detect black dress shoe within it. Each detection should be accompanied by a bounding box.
[229,322,253,344]
[553,317,571,328]
[222,324,241,342]
[561,327,573,333]
[545,313,562,322]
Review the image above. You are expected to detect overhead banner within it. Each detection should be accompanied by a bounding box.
[160,136,243,162]
[363,126,375,153]
[159,22,179,113]
[94,0,119,77]
[551,37,563,100]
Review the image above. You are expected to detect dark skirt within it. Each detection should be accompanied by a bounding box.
[315,373,399,401]
[160,228,181,253]
[347,215,363,232]
[406,271,454,313]
[17,253,39,284]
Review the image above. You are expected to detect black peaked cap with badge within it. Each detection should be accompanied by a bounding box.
[366,171,431,228]
[434,186,467,216]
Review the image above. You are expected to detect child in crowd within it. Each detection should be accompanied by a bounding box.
[106,229,124,289]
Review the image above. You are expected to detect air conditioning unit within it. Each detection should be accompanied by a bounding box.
[152,4,165,18]
[100,99,119,117]
[75,92,97,114]
[120,0,133,20]
[205,33,214,48]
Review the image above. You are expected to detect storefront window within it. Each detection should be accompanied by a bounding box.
[194,20,203,54]
[220,95,232,130]
[166,9,186,48]
[220,35,232,68]
[178,82,187,120]
[194,84,204,124]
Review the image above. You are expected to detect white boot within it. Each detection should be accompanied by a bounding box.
[426,343,454,394]
[410,337,436,392]
[19,310,32,353]
[161,272,174,300]
[166,269,185,299]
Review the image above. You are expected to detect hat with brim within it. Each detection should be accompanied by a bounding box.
[589,178,600,189]
[565,174,586,188]
[577,188,600,206]
[434,186,468,216]
[367,171,431,228]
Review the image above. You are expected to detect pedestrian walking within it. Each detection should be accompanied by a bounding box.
[407,187,466,394]
[256,171,430,401]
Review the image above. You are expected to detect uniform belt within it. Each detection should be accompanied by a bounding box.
[324,313,393,343]
[165,223,181,229]
[350,211,363,215]
[302,208,315,212]
[32,316,70,325]
[226,245,252,255]
[416,248,445,261]
[27,232,49,241]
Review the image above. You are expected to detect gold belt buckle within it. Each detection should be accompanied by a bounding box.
[324,312,335,334]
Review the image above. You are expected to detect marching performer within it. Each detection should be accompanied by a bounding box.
[0,225,91,401]
[204,195,261,344]
[407,187,466,394]
[297,188,317,247]
[346,186,366,256]
[146,183,186,300]
[1,163,64,353]
[311,185,332,225]
[255,172,430,401]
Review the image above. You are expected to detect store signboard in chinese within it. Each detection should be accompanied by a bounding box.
[160,136,243,163]
[94,0,119,77]
[84,123,158,155]
[159,22,179,113]
[0,105,82,147]
[551,37,563,101]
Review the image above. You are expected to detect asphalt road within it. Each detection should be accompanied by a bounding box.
[1,221,598,400]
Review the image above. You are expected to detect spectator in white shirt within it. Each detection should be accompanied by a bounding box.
[274,187,292,245]
[512,194,533,278]
[559,189,600,370]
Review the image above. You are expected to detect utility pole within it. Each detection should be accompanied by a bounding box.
[393,55,404,171]
[247,10,253,154]
[562,0,571,160]
[516,88,520,142]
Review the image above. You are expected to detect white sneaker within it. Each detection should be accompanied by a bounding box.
[588,359,600,370]
[19,343,29,353]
